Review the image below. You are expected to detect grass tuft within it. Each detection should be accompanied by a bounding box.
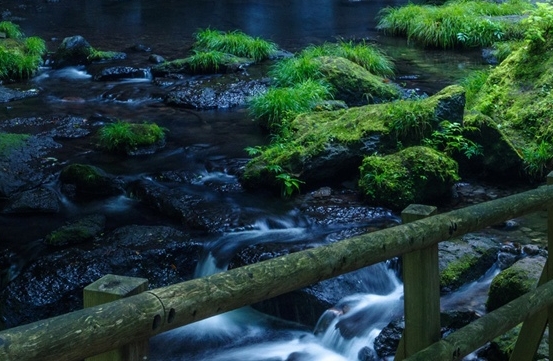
[98,121,167,153]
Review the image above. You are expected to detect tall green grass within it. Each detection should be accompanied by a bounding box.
[0,22,46,80]
[194,28,277,62]
[98,121,167,153]
[377,0,533,48]
[248,79,333,132]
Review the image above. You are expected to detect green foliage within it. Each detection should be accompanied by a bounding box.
[440,254,480,289]
[522,140,553,180]
[268,165,304,198]
[0,34,46,80]
[377,0,532,48]
[194,28,277,62]
[98,121,167,153]
[269,55,324,87]
[0,21,23,39]
[423,121,483,159]
[248,79,333,132]
[0,132,29,156]
[187,50,226,73]
[522,2,553,52]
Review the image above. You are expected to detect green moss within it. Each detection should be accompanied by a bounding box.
[98,121,167,153]
[0,132,29,156]
[44,214,105,246]
[59,164,110,190]
[466,3,553,180]
[486,267,535,311]
[87,49,126,62]
[358,146,459,209]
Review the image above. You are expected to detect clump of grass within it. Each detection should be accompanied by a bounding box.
[269,40,394,88]
[460,69,490,107]
[377,0,532,48]
[0,21,23,39]
[187,50,226,73]
[0,22,46,80]
[248,79,333,132]
[194,28,277,62]
[98,121,167,153]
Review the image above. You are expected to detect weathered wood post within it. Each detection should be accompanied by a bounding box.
[84,274,149,361]
[509,173,553,360]
[395,204,439,360]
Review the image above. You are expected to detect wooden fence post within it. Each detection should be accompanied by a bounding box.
[395,204,439,360]
[84,274,149,361]
[509,173,553,360]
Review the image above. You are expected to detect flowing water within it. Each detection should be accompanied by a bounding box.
[0,0,495,359]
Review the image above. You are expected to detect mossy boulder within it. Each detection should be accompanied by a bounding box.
[59,163,124,199]
[150,53,253,76]
[358,146,459,209]
[438,233,499,293]
[486,256,545,312]
[44,214,106,246]
[52,35,125,68]
[241,85,465,192]
[468,14,553,180]
[314,56,400,106]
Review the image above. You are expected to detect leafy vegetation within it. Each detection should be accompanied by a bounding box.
[0,21,46,80]
[187,50,226,73]
[376,0,532,48]
[423,121,483,159]
[98,121,167,153]
[194,28,278,62]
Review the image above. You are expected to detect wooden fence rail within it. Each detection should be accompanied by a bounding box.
[1,180,553,360]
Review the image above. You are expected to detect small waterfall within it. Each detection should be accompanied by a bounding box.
[315,263,404,360]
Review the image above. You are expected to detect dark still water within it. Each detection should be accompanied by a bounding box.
[0,1,491,360]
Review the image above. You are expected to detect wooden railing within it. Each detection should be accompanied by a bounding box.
[1,174,553,361]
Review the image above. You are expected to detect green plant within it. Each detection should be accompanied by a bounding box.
[0,21,23,39]
[187,50,225,73]
[98,121,167,153]
[522,2,553,52]
[24,36,46,57]
[0,35,46,79]
[275,172,304,198]
[248,79,333,132]
[377,0,532,48]
[423,121,483,159]
[522,140,553,179]
[269,55,324,87]
[386,99,434,143]
[194,28,277,62]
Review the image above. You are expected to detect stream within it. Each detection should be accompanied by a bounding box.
[0,0,505,360]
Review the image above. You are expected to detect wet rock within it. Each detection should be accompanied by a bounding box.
[439,232,500,293]
[374,318,404,358]
[130,43,151,52]
[0,115,92,139]
[0,86,39,103]
[52,35,94,68]
[93,66,151,81]
[2,186,61,214]
[128,178,246,232]
[0,135,61,198]
[164,77,269,110]
[149,54,165,64]
[151,54,254,76]
[358,346,379,361]
[44,214,106,246]
[59,164,125,200]
[0,225,201,329]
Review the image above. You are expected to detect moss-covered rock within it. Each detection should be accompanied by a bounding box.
[0,132,29,156]
[314,56,400,106]
[358,146,459,209]
[467,7,553,180]
[241,85,465,192]
[44,214,106,246]
[52,35,126,68]
[486,256,545,312]
[59,163,124,199]
[150,52,252,76]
